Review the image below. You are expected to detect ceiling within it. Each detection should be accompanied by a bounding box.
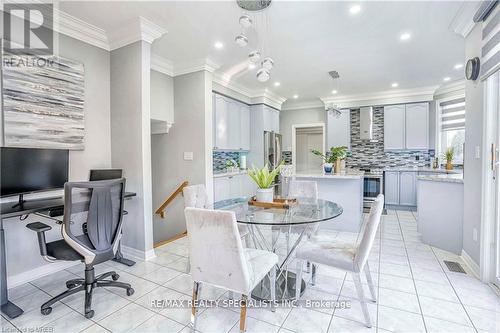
[60,1,470,102]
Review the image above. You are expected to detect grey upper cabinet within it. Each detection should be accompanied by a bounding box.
[327,109,351,149]
[213,93,251,151]
[384,105,406,150]
[405,103,429,150]
[399,172,417,206]
[384,171,400,205]
[384,103,429,151]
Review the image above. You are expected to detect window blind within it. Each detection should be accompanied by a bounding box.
[440,97,465,131]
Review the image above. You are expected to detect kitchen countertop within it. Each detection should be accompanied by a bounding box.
[294,170,365,179]
[417,173,464,184]
[213,170,248,178]
[384,167,462,174]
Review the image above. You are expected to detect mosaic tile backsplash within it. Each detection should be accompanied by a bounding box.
[213,151,243,172]
[345,107,431,169]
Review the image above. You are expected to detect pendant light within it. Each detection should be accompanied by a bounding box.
[239,14,252,28]
[261,57,274,70]
[235,34,248,47]
[256,68,270,82]
[249,51,261,63]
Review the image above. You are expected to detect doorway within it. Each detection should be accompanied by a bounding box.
[292,124,325,174]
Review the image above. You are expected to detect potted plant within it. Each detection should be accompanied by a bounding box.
[248,161,284,202]
[311,146,349,174]
[444,148,454,171]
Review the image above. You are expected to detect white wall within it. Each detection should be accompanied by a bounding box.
[151,69,174,123]
[463,24,484,265]
[151,70,213,244]
[280,107,326,151]
[3,34,112,286]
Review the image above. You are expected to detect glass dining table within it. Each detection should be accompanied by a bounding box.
[214,197,343,302]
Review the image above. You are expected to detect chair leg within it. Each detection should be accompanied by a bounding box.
[295,259,303,301]
[364,263,377,303]
[191,282,201,330]
[353,273,372,328]
[239,294,248,333]
[41,285,85,314]
[270,268,276,312]
[84,284,94,318]
[311,264,317,286]
[228,291,234,300]
[306,261,311,273]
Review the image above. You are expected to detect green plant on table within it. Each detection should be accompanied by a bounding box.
[311,146,349,163]
[443,148,454,163]
[248,160,284,189]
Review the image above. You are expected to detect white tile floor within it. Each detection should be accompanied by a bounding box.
[2,209,500,333]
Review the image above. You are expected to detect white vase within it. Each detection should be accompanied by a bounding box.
[256,188,274,203]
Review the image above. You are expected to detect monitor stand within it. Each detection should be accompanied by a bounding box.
[11,194,26,209]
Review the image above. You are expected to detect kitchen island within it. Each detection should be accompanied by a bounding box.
[286,171,364,232]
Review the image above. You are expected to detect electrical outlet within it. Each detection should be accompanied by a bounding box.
[184,152,193,161]
[473,228,478,242]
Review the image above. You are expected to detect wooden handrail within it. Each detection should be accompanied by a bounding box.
[155,181,189,219]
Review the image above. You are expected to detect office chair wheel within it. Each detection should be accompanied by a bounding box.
[41,307,52,315]
[126,288,135,296]
[85,310,94,319]
[111,273,120,281]
[66,282,78,289]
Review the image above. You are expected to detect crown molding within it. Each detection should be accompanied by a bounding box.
[434,79,466,98]
[151,54,174,76]
[321,86,438,108]
[213,73,254,97]
[108,16,167,51]
[281,99,325,111]
[173,58,220,76]
[449,1,480,38]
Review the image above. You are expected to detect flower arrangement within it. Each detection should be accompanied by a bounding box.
[248,161,284,202]
[311,146,349,173]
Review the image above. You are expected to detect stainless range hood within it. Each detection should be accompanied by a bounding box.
[359,107,378,142]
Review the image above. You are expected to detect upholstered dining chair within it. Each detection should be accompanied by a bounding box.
[185,207,278,332]
[294,194,384,328]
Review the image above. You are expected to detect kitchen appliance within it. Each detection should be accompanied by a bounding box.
[264,131,282,195]
[360,107,377,142]
[360,167,384,209]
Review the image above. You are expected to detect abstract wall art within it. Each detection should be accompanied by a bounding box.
[2,53,85,150]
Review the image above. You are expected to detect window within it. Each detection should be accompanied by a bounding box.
[438,97,465,164]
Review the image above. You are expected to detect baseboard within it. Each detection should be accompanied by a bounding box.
[121,245,157,262]
[7,261,80,289]
[461,249,480,278]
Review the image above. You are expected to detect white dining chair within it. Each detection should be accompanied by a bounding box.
[294,194,384,328]
[185,207,278,332]
[183,184,250,245]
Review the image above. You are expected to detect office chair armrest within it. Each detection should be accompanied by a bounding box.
[26,222,52,257]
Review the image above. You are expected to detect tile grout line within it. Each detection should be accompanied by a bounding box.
[429,246,479,332]
[395,210,428,333]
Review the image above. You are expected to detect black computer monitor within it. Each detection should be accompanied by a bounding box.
[89,169,123,181]
[1,147,69,205]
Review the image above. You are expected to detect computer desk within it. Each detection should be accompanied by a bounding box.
[0,191,136,319]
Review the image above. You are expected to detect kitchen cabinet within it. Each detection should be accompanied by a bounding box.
[384,103,429,151]
[213,93,251,151]
[384,105,406,150]
[327,109,350,149]
[405,103,429,150]
[213,173,254,202]
[399,172,417,206]
[263,106,280,133]
[213,176,231,201]
[384,171,400,205]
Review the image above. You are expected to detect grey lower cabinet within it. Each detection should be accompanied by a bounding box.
[384,171,417,207]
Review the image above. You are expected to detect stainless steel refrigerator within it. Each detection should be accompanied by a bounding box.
[264,131,282,195]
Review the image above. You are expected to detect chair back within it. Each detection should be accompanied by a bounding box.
[183,184,212,209]
[185,207,250,294]
[62,179,126,265]
[288,180,318,200]
[354,194,384,272]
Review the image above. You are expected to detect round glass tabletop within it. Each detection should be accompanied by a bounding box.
[214,197,343,226]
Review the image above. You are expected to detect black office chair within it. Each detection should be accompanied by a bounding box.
[27,179,134,319]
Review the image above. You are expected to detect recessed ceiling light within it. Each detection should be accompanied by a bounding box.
[248,63,256,70]
[454,63,463,70]
[400,33,411,41]
[293,94,299,99]
[274,82,280,87]
[443,77,451,82]
[331,90,338,94]
[214,41,224,49]
[349,5,361,14]
[391,82,399,88]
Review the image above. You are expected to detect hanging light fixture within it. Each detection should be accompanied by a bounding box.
[261,57,274,70]
[235,34,248,47]
[256,68,270,82]
[239,14,253,28]
[326,70,342,118]
[248,51,261,63]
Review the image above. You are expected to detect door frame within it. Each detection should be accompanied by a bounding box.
[291,123,326,175]
[480,70,500,284]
